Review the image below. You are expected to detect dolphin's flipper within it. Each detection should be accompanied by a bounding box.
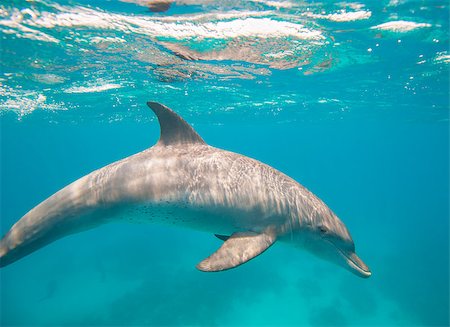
[214,234,230,241]
[197,231,276,272]
[146,102,205,146]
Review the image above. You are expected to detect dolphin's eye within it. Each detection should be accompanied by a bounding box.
[318,225,328,234]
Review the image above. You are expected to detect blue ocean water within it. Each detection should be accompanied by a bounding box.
[0,0,449,326]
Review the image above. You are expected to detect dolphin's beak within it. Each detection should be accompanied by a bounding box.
[340,250,371,278]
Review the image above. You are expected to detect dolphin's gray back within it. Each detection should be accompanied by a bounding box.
[93,144,312,231]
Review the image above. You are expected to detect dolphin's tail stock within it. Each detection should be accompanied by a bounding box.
[0,234,10,267]
[0,220,50,268]
[0,177,106,268]
[0,205,95,268]
[0,203,73,268]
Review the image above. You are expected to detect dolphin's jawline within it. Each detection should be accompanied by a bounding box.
[322,238,370,277]
[337,247,371,278]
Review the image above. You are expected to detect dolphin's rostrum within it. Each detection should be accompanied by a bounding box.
[0,102,371,278]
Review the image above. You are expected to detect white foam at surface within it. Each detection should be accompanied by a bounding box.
[0,7,9,17]
[0,86,66,117]
[0,8,59,43]
[1,4,323,41]
[90,36,126,44]
[435,52,450,64]
[251,0,294,9]
[65,83,123,93]
[346,3,366,10]
[371,20,431,32]
[264,1,294,9]
[304,10,371,22]
[139,10,271,22]
[387,0,403,6]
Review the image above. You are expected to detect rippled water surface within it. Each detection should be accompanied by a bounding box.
[1,0,449,326]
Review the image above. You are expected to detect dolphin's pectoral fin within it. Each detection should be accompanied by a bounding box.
[146,102,206,146]
[197,231,276,272]
[214,234,230,241]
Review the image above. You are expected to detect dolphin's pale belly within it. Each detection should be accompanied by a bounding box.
[121,202,236,234]
[118,198,284,236]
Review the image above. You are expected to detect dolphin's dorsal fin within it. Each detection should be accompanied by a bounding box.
[197,231,276,272]
[214,234,230,241]
[147,102,205,146]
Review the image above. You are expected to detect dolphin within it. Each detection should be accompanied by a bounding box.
[0,102,371,277]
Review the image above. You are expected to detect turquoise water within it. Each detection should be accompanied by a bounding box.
[0,0,449,326]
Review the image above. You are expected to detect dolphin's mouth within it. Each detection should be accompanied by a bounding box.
[338,248,371,278]
[322,239,371,278]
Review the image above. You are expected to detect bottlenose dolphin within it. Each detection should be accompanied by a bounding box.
[0,102,371,278]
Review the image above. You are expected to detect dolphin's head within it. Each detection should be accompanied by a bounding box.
[292,209,371,278]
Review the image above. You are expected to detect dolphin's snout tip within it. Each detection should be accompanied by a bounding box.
[356,265,372,278]
[342,251,371,278]
[350,252,371,278]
